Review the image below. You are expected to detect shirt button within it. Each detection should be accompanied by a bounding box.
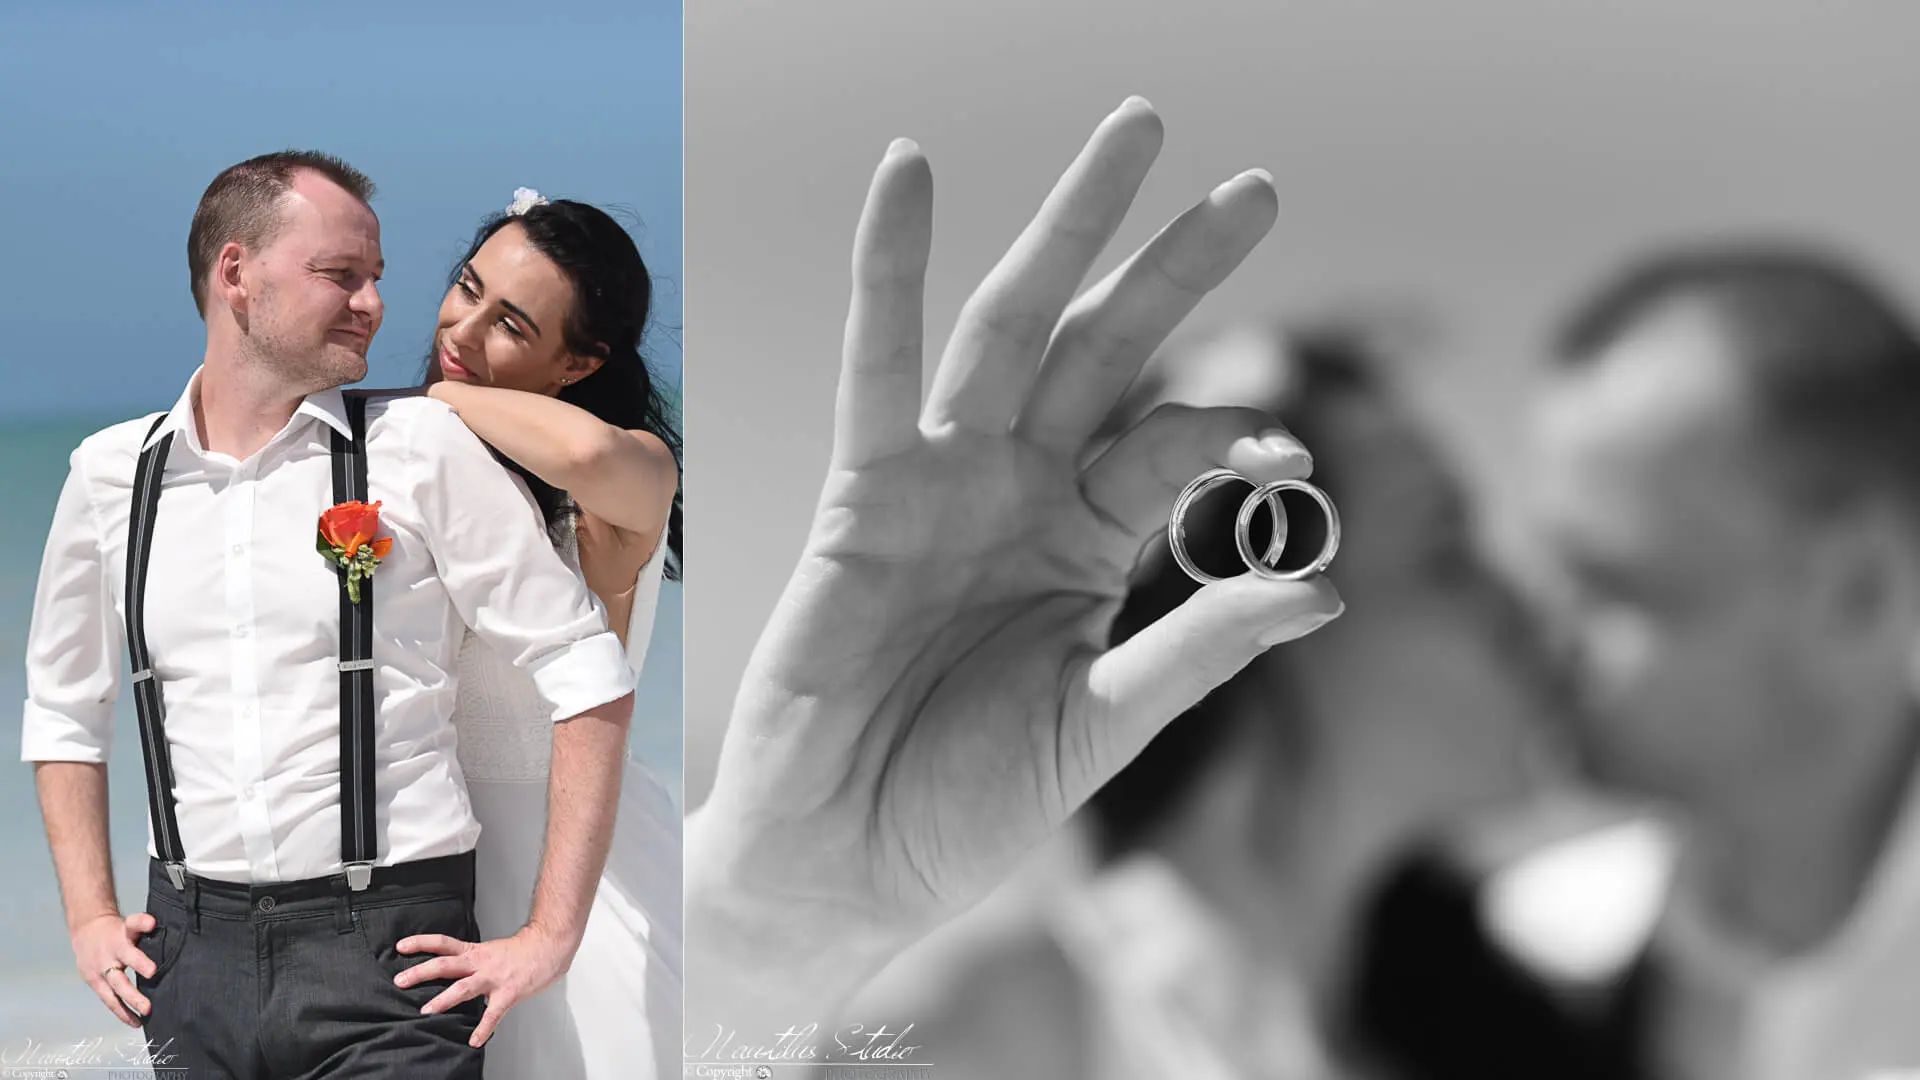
[257,896,276,913]
[234,625,250,638]
[230,544,243,555]
[241,784,255,799]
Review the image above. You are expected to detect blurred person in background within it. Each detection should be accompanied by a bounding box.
[1354,244,1920,1080]
[842,318,1568,1080]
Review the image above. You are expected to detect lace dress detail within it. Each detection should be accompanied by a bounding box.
[453,497,679,1080]
[453,510,645,782]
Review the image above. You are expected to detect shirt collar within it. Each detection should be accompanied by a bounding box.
[140,368,354,453]
[299,386,354,442]
[140,372,201,452]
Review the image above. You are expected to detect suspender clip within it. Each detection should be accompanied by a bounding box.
[344,861,374,892]
[164,861,187,890]
[131,669,154,684]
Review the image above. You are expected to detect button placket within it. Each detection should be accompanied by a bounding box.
[226,470,275,880]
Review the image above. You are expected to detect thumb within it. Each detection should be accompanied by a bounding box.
[124,912,156,935]
[1061,574,1342,807]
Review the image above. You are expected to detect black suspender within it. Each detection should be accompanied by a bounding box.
[332,393,377,890]
[127,415,188,889]
[124,397,379,892]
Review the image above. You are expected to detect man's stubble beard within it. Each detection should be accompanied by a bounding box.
[245,285,369,395]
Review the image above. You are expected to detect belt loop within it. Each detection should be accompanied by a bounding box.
[332,875,355,935]
[186,874,201,934]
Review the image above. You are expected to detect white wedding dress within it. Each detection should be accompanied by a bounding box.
[453,505,681,1080]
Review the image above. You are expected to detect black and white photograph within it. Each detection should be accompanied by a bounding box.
[684,4,1920,1079]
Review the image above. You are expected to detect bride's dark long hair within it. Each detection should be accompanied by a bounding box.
[424,199,683,581]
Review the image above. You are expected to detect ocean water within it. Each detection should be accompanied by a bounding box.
[0,416,684,1054]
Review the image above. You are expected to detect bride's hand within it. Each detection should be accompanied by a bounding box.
[691,97,1342,1016]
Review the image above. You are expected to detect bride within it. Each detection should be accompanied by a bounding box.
[414,189,683,1079]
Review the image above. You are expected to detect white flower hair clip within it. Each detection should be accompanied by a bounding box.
[506,187,549,216]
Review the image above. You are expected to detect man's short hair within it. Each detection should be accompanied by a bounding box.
[186,150,375,317]
[1555,241,1920,519]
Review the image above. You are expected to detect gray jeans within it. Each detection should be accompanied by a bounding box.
[132,852,486,1079]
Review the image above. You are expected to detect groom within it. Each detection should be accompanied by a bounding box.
[21,151,635,1078]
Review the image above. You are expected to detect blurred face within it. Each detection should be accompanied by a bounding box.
[1249,386,1568,874]
[430,222,601,395]
[1525,302,1821,801]
[1208,385,1568,976]
[235,170,384,390]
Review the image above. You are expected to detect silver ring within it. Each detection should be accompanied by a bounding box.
[102,964,125,978]
[1235,479,1340,581]
[1168,468,1285,584]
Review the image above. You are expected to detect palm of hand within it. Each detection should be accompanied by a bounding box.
[735,430,1136,919]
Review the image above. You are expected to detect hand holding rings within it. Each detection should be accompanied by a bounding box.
[1168,468,1340,583]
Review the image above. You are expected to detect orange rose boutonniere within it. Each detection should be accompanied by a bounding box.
[317,500,394,604]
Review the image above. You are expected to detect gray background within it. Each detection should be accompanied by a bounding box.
[684,0,1920,808]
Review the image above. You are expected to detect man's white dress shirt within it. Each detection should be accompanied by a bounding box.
[1474,775,1920,1079]
[21,371,634,884]
[1660,761,1920,1080]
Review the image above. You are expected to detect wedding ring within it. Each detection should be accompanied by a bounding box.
[1235,479,1340,581]
[1168,468,1286,584]
[102,963,125,978]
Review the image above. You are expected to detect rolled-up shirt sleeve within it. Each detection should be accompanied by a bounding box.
[22,448,121,762]
[407,400,634,721]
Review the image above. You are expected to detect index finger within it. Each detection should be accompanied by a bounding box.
[397,933,470,956]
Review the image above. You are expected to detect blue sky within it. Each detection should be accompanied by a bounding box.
[0,0,682,420]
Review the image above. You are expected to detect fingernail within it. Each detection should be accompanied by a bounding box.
[1257,603,1343,646]
[1213,168,1275,199]
[1258,430,1309,461]
[885,137,919,160]
[1117,94,1154,113]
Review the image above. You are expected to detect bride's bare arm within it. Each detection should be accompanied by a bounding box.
[428,380,678,538]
